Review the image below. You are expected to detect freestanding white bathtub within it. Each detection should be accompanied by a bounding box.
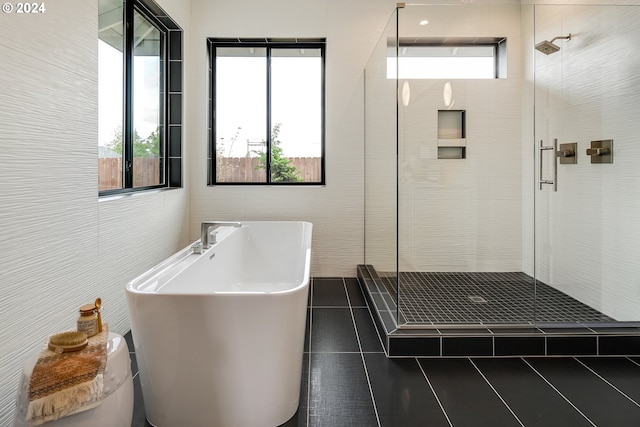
[126,221,312,427]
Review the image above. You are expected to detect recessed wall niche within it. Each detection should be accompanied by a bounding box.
[437,110,466,159]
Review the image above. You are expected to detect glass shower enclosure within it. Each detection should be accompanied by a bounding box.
[364,2,640,329]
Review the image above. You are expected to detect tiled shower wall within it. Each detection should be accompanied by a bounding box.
[397,4,524,273]
[524,3,640,321]
[0,1,190,425]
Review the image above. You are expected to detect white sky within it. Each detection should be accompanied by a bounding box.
[216,56,322,158]
[388,57,495,79]
[98,40,159,147]
[98,40,123,146]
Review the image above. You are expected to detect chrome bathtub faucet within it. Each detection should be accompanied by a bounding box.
[191,242,203,254]
[200,221,242,250]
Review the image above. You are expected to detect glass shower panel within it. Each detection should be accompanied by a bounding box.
[364,9,399,325]
[363,2,640,332]
[533,4,640,325]
[396,4,527,327]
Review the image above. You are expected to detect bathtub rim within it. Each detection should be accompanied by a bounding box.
[125,220,313,296]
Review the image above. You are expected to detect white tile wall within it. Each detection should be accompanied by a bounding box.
[0,3,98,423]
[530,4,640,321]
[0,1,190,424]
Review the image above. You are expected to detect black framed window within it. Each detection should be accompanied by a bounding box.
[208,38,326,185]
[98,0,182,195]
[391,37,507,80]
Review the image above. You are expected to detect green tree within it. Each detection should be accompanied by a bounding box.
[106,127,160,158]
[254,123,302,183]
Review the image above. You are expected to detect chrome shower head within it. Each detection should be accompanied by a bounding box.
[535,34,571,55]
[535,40,561,55]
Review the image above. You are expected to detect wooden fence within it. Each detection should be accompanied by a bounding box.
[216,157,322,183]
[98,158,161,191]
[98,157,321,189]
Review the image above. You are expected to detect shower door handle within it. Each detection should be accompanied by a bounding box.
[539,139,558,191]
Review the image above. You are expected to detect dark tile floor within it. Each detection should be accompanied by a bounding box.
[126,277,640,427]
[377,271,612,324]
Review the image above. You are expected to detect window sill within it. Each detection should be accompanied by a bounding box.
[98,187,182,203]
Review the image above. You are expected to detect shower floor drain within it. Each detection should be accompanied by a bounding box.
[468,296,488,303]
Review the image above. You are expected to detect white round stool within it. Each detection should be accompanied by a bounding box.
[14,332,133,427]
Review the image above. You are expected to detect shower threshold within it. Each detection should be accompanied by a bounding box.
[357,265,640,357]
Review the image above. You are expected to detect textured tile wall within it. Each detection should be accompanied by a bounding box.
[0,3,99,424]
[0,1,190,425]
[531,4,640,321]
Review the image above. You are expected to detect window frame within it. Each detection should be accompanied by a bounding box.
[207,38,326,186]
[98,0,183,197]
[391,37,507,80]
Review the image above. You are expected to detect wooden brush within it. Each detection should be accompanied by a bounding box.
[48,331,88,354]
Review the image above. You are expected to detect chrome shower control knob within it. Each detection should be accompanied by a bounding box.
[556,149,575,157]
[586,147,609,156]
